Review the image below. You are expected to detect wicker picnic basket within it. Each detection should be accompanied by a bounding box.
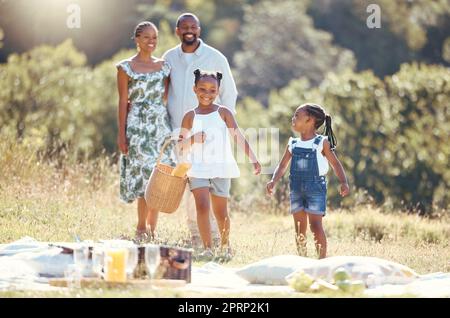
[144,139,187,213]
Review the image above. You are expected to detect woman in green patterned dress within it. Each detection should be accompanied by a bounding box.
[116,21,173,240]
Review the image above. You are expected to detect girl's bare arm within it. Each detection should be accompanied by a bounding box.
[221,107,258,163]
[271,145,292,183]
[266,145,292,195]
[178,111,194,152]
[322,139,350,196]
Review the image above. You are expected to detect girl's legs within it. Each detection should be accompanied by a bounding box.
[146,207,159,239]
[185,188,220,248]
[192,188,212,249]
[138,198,159,239]
[210,194,230,248]
[308,214,327,259]
[293,211,308,256]
[137,198,148,234]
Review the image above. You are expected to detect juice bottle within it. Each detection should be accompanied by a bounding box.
[105,248,127,283]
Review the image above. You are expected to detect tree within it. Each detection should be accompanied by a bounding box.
[0,0,143,64]
[0,28,3,49]
[308,0,450,77]
[234,0,356,104]
[0,40,105,158]
[385,63,450,212]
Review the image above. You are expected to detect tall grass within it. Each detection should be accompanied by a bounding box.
[1,137,449,274]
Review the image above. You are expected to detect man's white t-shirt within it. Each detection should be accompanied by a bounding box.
[183,52,194,65]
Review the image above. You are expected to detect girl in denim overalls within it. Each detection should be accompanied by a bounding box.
[267,103,349,258]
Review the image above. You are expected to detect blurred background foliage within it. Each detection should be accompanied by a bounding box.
[0,0,449,214]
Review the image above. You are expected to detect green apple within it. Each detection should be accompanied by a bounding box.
[289,270,315,292]
[333,267,350,282]
[336,279,352,292]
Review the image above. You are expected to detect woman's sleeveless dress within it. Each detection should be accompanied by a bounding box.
[116,60,174,203]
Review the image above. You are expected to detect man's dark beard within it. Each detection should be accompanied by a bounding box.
[182,33,197,45]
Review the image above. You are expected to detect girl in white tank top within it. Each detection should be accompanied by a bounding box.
[177,69,261,258]
[188,107,240,178]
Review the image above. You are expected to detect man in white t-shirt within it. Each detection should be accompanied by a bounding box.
[162,13,238,249]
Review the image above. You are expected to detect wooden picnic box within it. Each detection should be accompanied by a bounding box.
[138,245,192,283]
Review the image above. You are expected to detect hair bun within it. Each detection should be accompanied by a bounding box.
[193,69,201,76]
[216,72,223,80]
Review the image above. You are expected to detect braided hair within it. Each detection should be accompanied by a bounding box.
[132,21,157,39]
[300,103,337,150]
[193,69,223,87]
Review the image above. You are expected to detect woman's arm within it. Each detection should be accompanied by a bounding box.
[220,107,261,174]
[163,76,170,105]
[117,67,129,155]
[266,145,292,195]
[322,139,350,197]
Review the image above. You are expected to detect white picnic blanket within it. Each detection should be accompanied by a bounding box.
[1,237,449,297]
[187,262,293,294]
[190,263,450,297]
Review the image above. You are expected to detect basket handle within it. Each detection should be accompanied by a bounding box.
[156,137,174,165]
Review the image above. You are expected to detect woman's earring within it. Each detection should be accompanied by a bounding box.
[136,44,141,53]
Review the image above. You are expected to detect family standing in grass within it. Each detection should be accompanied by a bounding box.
[116,13,349,260]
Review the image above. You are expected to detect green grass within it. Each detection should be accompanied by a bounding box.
[1,138,449,297]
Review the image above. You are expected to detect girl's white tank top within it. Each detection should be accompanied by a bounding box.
[187,108,240,179]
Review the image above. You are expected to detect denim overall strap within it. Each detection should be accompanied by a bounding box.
[290,136,323,181]
[289,138,299,178]
[312,135,322,151]
[310,135,323,180]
